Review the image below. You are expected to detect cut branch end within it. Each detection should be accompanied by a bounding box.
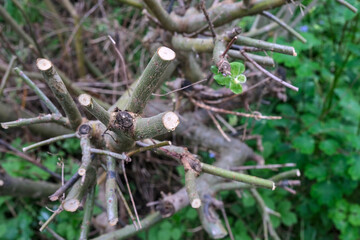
[158,47,176,61]
[162,112,180,131]
[109,218,119,226]
[36,58,52,71]
[78,94,92,107]
[191,199,201,209]
[63,199,80,212]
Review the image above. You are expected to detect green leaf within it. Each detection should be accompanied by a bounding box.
[349,204,360,226]
[242,191,255,207]
[172,228,182,240]
[348,156,360,181]
[210,65,219,74]
[292,134,315,154]
[230,62,245,76]
[282,212,297,226]
[319,139,339,156]
[311,181,342,206]
[214,74,231,86]
[305,164,327,181]
[229,80,243,94]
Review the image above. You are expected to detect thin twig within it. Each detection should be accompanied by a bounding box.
[200,0,216,42]
[221,36,237,58]
[207,110,231,142]
[0,56,16,96]
[152,79,207,96]
[240,50,299,91]
[49,173,81,201]
[204,77,271,105]
[127,141,171,157]
[22,133,77,152]
[115,184,139,230]
[39,206,63,232]
[108,35,129,85]
[219,205,234,240]
[231,163,296,171]
[336,0,358,13]
[121,160,142,228]
[190,98,282,120]
[261,11,307,43]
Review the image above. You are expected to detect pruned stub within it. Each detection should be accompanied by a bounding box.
[113,108,134,131]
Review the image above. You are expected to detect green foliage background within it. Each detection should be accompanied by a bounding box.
[0,0,359,239]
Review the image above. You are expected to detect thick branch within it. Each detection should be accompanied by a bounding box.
[106,156,119,226]
[124,47,176,114]
[62,166,96,212]
[37,58,83,130]
[134,112,179,140]
[0,168,59,198]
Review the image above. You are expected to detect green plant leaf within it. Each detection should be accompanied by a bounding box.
[230,62,245,76]
[305,164,327,181]
[319,139,339,155]
[214,74,231,86]
[210,65,219,74]
[349,205,360,226]
[229,80,243,94]
[348,156,360,181]
[311,181,342,206]
[292,134,315,154]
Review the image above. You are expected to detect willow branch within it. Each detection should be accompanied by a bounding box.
[177,0,298,33]
[36,58,83,130]
[261,11,307,43]
[200,163,275,190]
[270,169,301,182]
[185,169,201,208]
[127,141,171,156]
[90,148,127,161]
[14,67,61,114]
[62,166,96,212]
[79,136,92,176]
[1,114,69,129]
[233,35,297,56]
[134,112,179,140]
[49,172,81,201]
[228,50,275,67]
[124,47,176,114]
[0,56,16,96]
[336,0,358,13]
[211,168,300,194]
[78,93,133,150]
[22,133,76,152]
[240,51,299,91]
[79,185,96,240]
[106,156,119,226]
